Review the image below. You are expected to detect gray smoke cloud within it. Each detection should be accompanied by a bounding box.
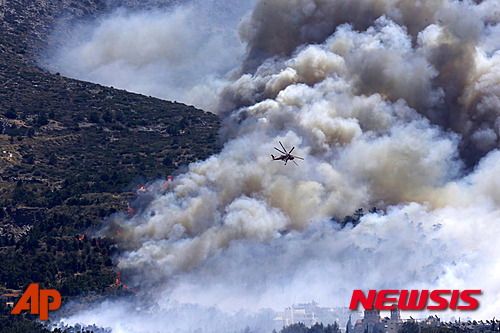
[43,0,253,111]
[56,0,500,331]
[57,299,275,333]
[222,0,500,166]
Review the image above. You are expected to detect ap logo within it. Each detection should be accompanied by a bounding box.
[11,283,61,320]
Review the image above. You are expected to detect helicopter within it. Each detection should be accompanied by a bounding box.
[271,141,304,166]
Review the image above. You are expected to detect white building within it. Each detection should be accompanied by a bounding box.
[274,302,359,331]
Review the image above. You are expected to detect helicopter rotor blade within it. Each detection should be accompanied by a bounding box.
[289,147,295,154]
[294,156,304,160]
[279,141,287,153]
[292,160,299,166]
[274,147,286,155]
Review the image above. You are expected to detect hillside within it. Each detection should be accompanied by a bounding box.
[0,0,185,64]
[0,0,221,330]
[0,44,220,240]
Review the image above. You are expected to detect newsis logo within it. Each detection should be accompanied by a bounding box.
[349,290,482,311]
[11,283,61,320]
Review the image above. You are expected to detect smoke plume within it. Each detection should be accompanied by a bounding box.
[55,0,500,331]
[43,0,253,111]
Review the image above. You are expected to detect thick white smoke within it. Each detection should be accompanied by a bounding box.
[56,0,500,331]
[43,0,253,111]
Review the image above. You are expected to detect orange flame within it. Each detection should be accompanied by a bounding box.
[122,201,136,218]
[115,271,138,294]
[164,176,173,186]
[127,206,136,217]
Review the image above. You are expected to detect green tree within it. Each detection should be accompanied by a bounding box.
[37,112,49,126]
[399,321,420,333]
[310,323,325,333]
[354,208,364,221]
[48,152,57,165]
[281,323,308,333]
[103,110,113,123]
[89,111,100,123]
[346,314,353,333]
[5,106,16,119]
[27,127,35,138]
[326,322,340,333]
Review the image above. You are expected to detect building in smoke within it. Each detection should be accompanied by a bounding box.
[353,306,402,333]
[354,310,500,333]
[387,307,403,333]
[354,309,382,333]
[274,302,358,331]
